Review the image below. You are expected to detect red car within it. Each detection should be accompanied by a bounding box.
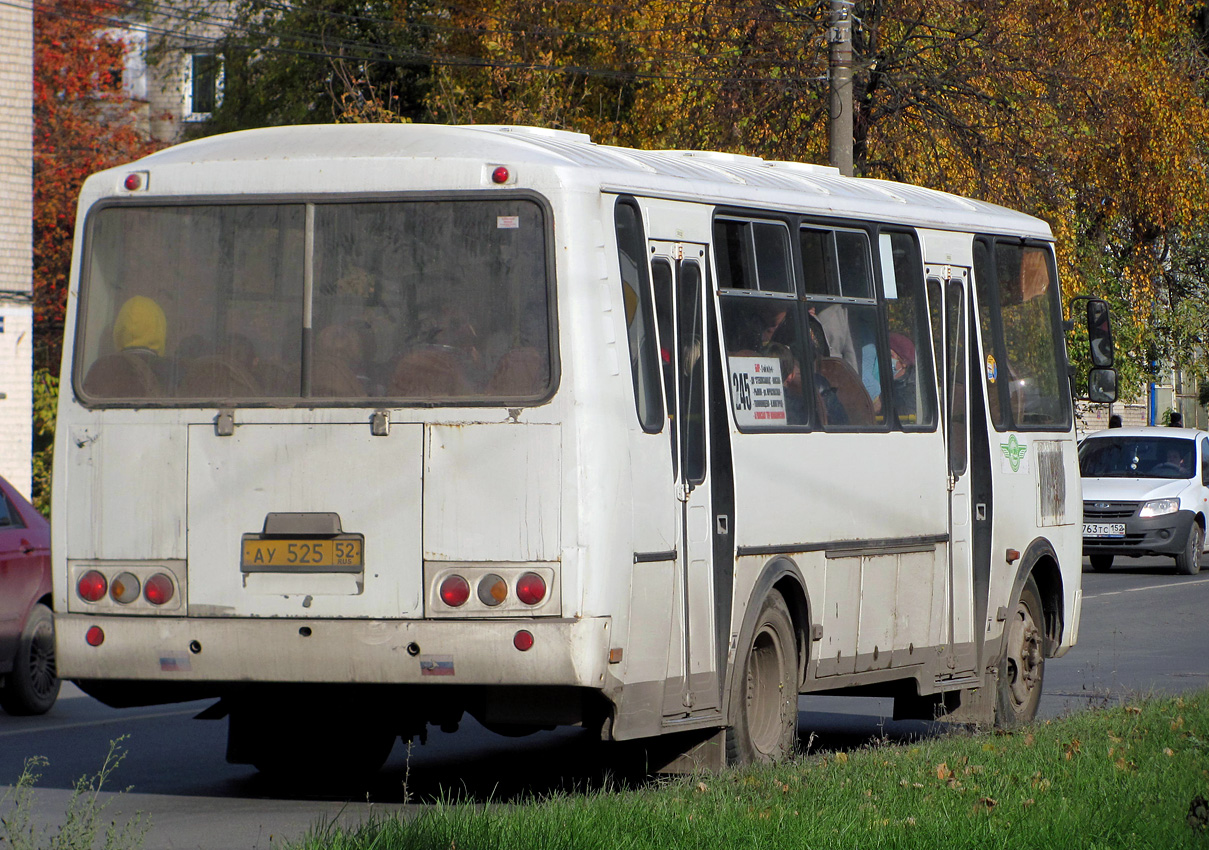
[0,475,58,715]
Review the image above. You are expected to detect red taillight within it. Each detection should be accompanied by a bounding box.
[78,570,108,602]
[143,573,175,606]
[513,629,534,651]
[85,626,105,646]
[516,572,546,606]
[491,166,510,184]
[439,575,470,607]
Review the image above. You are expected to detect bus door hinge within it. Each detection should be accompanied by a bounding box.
[946,472,956,492]
[214,410,235,437]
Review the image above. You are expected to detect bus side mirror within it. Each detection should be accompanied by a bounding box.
[1086,299,1114,368]
[1088,367,1117,404]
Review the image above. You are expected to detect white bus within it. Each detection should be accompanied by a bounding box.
[52,124,1112,775]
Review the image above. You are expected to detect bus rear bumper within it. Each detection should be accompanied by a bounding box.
[55,614,612,689]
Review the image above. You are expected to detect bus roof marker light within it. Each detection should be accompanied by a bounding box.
[491,166,510,184]
[513,630,534,651]
[123,172,148,191]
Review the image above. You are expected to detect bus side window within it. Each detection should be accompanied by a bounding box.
[615,199,663,433]
[801,226,881,431]
[879,231,937,430]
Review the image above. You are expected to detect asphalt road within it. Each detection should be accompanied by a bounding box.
[2,558,1207,849]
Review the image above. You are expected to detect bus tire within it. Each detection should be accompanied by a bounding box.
[726,592,798,765]
[995,575,1045,729]
[1175,522,1204,576]
[0,604,61,716]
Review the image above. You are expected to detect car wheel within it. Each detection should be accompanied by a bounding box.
[1175,522,1204,576]
[995,576,1045,729]
[725,592,798,765]
[1089,554,1114,572]
[0,603,61,716]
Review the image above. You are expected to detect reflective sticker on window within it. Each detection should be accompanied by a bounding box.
[986,354,998,384]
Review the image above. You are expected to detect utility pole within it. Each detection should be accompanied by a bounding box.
[828,0,854,177]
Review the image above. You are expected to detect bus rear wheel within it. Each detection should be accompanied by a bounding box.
[995,575,1045,729]
[726,592,798,765]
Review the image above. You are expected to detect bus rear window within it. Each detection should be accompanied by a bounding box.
[76,199,553,405]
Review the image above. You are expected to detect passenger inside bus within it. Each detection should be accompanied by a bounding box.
[313,321,373,397]
[82,295,170,397]
[888,332,918,420]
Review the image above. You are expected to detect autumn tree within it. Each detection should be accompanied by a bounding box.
[192,0,434,134]
[34,0,160,374]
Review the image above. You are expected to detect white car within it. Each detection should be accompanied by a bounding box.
[1080,426,1209,574]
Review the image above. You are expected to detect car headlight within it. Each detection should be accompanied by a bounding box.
[1139,498,1180,518]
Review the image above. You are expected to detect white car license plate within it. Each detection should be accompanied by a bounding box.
[1083,522,1125,538]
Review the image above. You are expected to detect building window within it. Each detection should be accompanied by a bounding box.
[184,52,222,120]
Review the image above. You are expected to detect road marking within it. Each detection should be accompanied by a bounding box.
[0,707,199,738]
[1085,576,1209,599]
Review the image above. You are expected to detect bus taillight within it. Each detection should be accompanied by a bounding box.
[77,570,107,602]
[516,572,546,606]
[85,626,105,646]
[477,574,508,606]
[144,573,175,606]
[439,575,470,607]
[110,572,141,604]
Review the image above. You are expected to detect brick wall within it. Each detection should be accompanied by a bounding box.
[0,1,34,499]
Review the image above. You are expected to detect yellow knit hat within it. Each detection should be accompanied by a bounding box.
[113,296,167,356]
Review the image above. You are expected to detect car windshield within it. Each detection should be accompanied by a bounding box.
[1079,436,1196,480]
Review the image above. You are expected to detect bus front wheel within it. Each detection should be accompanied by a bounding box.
[726,592,798,765]
[995,575,1045,729]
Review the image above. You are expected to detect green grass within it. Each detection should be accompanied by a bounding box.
[290,691,1209,850]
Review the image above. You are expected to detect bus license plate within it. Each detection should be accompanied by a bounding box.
[241,538,364,573]
[1083,523,1125,538]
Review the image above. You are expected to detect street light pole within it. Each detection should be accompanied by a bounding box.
[828,0,854,177]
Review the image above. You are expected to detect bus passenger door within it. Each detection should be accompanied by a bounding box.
[651,242,720,719]
[927,269,977,676]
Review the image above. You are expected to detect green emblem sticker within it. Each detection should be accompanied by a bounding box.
[1000,434,1029,473]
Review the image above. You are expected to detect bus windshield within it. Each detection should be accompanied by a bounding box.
[1079,436,1196,480]
[76,199,553,404]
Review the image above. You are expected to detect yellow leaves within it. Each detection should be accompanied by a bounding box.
[1064,738,1082,760]
[1171,716,1185,731]
[835,752,849,764]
